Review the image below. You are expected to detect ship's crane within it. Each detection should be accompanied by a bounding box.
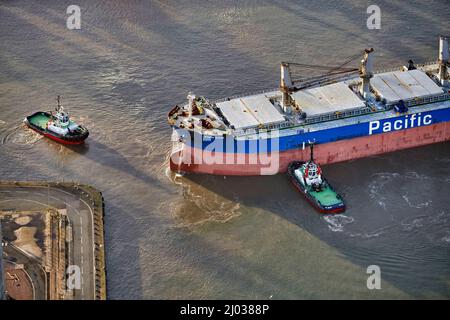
[279,51,363,111]
[438,35,449,87]
[281,51,362,88]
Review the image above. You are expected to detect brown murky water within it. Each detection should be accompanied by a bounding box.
[0,0,449,299]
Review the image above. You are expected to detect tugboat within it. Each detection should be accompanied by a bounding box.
[288,144,345,214]
[23,96,89,145]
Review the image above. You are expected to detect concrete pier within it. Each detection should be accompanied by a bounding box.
[0,181,107,300]
[0,221,5,300]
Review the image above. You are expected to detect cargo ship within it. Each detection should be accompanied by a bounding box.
[168,36,450,175]
[288,144,345,214]
[24,96,89,145]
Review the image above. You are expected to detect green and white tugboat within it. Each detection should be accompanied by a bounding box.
[288,144,345,214]
[24,95,89,145]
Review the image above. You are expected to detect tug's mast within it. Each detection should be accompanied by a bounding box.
[57,95,61,111]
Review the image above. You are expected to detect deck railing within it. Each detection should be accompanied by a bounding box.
[230,92,450,137]
[374,61,437,74]
[213,88,280,104]
[400,93,450,108]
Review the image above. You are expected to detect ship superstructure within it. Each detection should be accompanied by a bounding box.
[168,36,450,175]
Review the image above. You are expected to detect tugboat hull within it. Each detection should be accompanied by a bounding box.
[24,111,89,145]
[287,161,345,214]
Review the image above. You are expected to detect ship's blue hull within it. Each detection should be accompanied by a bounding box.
[176,106,450,154]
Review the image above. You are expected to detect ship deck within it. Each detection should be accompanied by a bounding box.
[173,62,448,138]
[212,64,446,135]
[232,98,450,140]
[290,82,366,116]
[371,69,443,104]
[216,93,285,130]
[213,64,449,138]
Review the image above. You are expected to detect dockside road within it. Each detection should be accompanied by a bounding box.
[0,181,106,300]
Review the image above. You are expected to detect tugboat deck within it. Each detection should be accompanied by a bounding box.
[309,186,342,206]
[28,112,50,129]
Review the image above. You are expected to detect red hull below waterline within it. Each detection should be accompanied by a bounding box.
[169,121,450,176]
[26,123,87,145]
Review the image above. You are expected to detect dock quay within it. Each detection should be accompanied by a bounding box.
[0,181,106,300]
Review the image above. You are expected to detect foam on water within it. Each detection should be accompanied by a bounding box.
[322,214,354,232]
[441,235,450,244]
[402,194,432,209]
[368,172,401,211]
[1,123,42,148]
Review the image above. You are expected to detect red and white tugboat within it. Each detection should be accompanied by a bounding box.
[288,144,345,214]
[24,96,89,145]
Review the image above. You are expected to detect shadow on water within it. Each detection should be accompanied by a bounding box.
[181,142,450,298]
[268,0,448,63]
[145,224,330,299]
[65,142,90,155]
[104,198,144,299]
[77,139,171,193]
